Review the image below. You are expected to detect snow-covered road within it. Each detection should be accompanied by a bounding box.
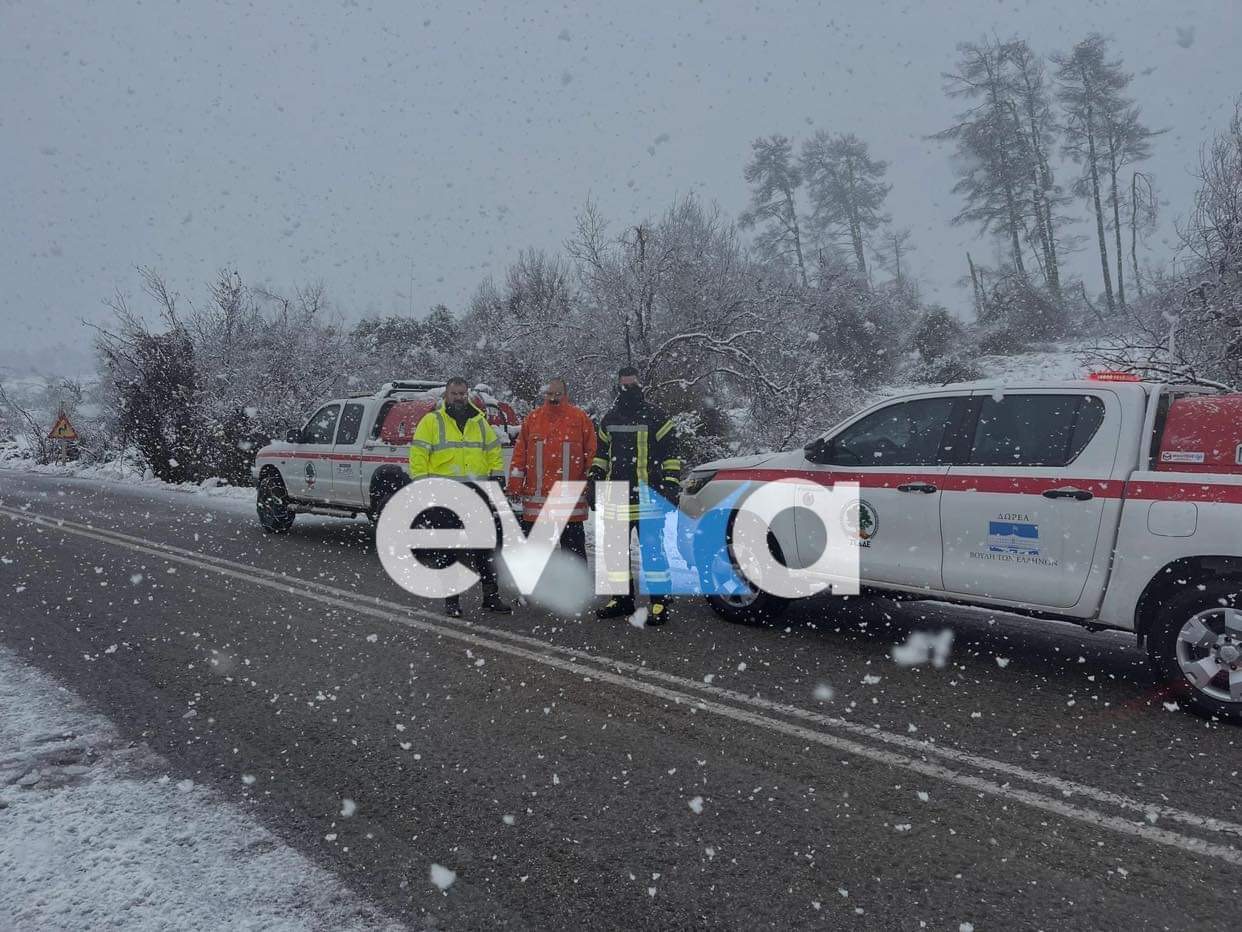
[4,465,1242,928]
[0,646,401,931]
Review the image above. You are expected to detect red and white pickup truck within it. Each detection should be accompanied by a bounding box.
[251,380,517,528]
[678,373,1242,720]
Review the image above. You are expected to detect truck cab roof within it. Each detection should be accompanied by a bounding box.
[934,376,1222,396]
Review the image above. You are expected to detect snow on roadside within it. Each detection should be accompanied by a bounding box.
[0,450,255,504]
[0,647,403,931]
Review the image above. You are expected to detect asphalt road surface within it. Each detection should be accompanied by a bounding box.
[2,468,1240,930]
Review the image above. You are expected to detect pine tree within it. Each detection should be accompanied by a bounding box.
[1129,170,1158,297]
[1054,34,1149,314]
[800,132,891,279]
[739,135,809,287]
[936,40,1034,279]
[1005,39,1066,301]
[1103,105,1160,309]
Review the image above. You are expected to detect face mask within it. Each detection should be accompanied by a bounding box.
[548,397,562,405]
[618,384,643,404]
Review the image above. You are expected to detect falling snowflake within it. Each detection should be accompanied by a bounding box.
[891,629,954,668]
[429,864,457,891]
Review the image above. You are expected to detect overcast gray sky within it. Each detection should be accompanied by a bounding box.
[2,0,1237,375]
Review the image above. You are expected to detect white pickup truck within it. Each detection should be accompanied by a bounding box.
[251,380,517,529]
[677,373,1242,720]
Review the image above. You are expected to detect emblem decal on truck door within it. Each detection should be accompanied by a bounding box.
[969,516,1058,567]
[987,520,1040,555]
[305,461,317,489]
[841,500,878,547]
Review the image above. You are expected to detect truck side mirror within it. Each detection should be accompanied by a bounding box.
[285,428,300,444]
[804,437,832,464]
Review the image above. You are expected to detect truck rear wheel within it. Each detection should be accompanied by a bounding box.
[257,471,295,534]
[1147,578,1242,722]
[368,473,408,525]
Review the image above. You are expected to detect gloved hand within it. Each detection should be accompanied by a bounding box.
[585,480,596,511]
[658,481,680,503]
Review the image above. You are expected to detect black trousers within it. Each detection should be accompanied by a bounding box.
[519,519,587,562]
[414,505,498,596]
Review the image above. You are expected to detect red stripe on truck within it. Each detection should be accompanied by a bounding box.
[254,452,408,465]
[712,468,1126,498]
[1124,479,1242,505]
[712,468,1242,503]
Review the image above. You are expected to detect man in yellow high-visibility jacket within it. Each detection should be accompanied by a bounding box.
[408,377,511,618]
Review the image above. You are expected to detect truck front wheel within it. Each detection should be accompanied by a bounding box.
[257,471,296,534]
[704,525,791,626]
[1148,578,1242,722]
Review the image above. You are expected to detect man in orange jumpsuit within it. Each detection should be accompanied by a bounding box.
[506,378,597,560]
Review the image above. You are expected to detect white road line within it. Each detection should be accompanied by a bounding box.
[5,503,1242,866]
[9,504,1237,841]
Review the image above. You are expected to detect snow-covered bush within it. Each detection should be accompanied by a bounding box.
[95,267,353,483]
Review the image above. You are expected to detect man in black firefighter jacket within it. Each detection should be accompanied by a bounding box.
[589,366,683,625]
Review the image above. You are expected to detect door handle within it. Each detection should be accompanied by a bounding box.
[1042,487,1094,501]
[897,483,938,494]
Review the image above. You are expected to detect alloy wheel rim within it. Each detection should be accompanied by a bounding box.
[1175,607,1242,703]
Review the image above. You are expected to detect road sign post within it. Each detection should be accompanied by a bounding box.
[47,408,79,463]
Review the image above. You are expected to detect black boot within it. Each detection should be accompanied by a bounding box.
[479,578,512,613]
[595,597,635,619]
[647,598,670,626]
[444,596,462,618]
[482,592,512,614]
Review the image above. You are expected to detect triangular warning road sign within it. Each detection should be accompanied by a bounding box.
[48,411,79,441]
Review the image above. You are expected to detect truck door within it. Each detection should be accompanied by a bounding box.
[330,402,367,506]
[295,403,341,500]
[796,394,969,591]
[940,390,1120,609]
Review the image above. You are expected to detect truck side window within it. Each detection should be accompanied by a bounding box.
[371,400,398,439]
[303,404,341,445]
[968,394,1105,467]
[335,403,365,445]
[824,397,957,467]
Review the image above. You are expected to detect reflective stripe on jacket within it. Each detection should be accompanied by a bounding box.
[590,401,683,519]
[507,401,596,522]
[408,403,503,480]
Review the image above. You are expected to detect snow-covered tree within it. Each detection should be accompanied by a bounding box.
[800,132,891,279]
[1006,39,1068,300]
[95,267,353,482]
[937,39,1037,281]
[739,135,810,287]
[1128,170,1159,298]
[1055,34,1157,314]
[871,226,916,294]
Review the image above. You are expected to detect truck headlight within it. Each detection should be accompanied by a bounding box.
[682,470,716,497]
